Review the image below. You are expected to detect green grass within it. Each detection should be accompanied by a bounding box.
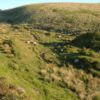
[0,3,100,34]
[0,3,100,100]
[0,26,79,99]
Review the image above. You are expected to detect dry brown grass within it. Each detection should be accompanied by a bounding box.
[0,77,27,99]
[50,73,61,82]
[1,44,12,53]
[28,3,100,11]
[40,64,100,99]
[0,23,11,33]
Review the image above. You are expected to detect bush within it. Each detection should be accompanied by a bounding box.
[72,32,100,51]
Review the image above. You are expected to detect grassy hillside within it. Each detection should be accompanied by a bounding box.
[0,3,100,34]
[0,3,100,100]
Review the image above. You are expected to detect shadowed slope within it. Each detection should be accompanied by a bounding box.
[72,32,100,50]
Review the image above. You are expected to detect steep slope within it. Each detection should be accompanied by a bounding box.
[0,3,100,33]
[0,3,100,100]
[0,23,100,100]
[0,24,78,100]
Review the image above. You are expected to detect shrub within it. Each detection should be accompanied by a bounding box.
[72,32,100,51]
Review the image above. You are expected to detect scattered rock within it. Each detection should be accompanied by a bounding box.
[98,51,100,53]
[74,59,79,63]
[27,41,31,44]
[27,40,38,45]
[33,41,37,45]
[58,35,62,38]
